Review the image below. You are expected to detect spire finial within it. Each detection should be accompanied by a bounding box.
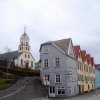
[24,25,26,34]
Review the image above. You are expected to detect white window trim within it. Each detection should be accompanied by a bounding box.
[57,87,65,95]
[54,58,60,67]
[43,59,49,68]
[43,46,49,54]
[55,74,61,83]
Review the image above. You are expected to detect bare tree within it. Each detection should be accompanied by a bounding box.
[4,47,12,68]
[3,47,12,79]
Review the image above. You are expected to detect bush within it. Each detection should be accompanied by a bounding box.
[0,70,2,77]
[0,66,40,77]
[0,79,16,90]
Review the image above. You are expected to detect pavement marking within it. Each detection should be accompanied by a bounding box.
[0,85,25,100]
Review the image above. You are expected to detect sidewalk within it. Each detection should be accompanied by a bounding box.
[31,95,100,100]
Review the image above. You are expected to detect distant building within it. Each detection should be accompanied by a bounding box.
[40,38,78,97]
[35,61,41,70]
[0,28,35,69]
[95,64,100,89]
[74,46,95,93]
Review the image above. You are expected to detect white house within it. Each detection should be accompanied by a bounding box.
[0,29,35,69]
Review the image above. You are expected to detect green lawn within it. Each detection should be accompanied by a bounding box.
[0,79,11,90]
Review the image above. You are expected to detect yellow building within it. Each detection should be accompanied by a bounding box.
[74,45,95,94]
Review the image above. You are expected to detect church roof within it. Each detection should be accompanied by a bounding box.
[0,51,21,60]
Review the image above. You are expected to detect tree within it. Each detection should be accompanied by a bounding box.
[4,47,12,68]
[3,47,12,79]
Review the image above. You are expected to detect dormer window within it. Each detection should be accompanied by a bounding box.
[43,46,48,54]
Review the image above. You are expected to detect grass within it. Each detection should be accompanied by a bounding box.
[0,78,12,90]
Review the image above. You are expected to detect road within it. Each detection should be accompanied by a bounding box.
[0,77,45,100]
[0,77,100,100]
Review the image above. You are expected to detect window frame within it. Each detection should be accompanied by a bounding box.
[55,58,60,67]
[43,59,49,68]
[55,74,61,83]
[57,87,65,95]
[43,46,49,54]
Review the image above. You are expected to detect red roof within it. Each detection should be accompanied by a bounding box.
[74,45,80,59]
[81,50,86,62]
[74,46,95,66]
[91,57,95,67]
[86,54,91,64]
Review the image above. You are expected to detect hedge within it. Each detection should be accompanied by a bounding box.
[0,66,40,77]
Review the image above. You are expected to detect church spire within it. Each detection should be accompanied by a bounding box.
[24,25,26,34]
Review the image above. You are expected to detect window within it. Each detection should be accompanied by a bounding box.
[20,47,21,50]
[26,47,27,50]
[44,59,48,68]
[55,58,60,67]
[55,74,61,83]
[57,87,65,95]
[67,87,71,94]
[78,63,79,70]
[28,55,30,58]
[21,59,23,65]
[50,87,55,94]
[28,47,29,51]
[43,46,48,53]
[25,54,27,58]
[44,75,50,81]
[66,71,73,81]
[31,61,33,67]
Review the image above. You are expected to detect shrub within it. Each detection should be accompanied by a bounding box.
[0,66,40,77]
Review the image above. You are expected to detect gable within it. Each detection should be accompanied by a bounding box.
[53,39,70,55]
[18,52,35,61]
[40,38,76,59]
[68,39,75,58]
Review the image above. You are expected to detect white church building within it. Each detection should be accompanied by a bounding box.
[0,28,35,69]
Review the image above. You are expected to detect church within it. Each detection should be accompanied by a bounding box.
[0,28,35,69]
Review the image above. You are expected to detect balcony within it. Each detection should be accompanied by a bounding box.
[44,80,50,85]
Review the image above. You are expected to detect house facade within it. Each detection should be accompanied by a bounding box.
[74,46,95,94]
[40,38,78,97]
[95,64,100,89]
[0,29,35,69]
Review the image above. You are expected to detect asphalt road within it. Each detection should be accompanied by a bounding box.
[0,77,45,100]
[0,77,100,100]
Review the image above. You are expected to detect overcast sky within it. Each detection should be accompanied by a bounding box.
[0,0,100,63]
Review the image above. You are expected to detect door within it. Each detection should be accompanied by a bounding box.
[49,86,55,97]
[26,63,29,68]
[78,85,81,93]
